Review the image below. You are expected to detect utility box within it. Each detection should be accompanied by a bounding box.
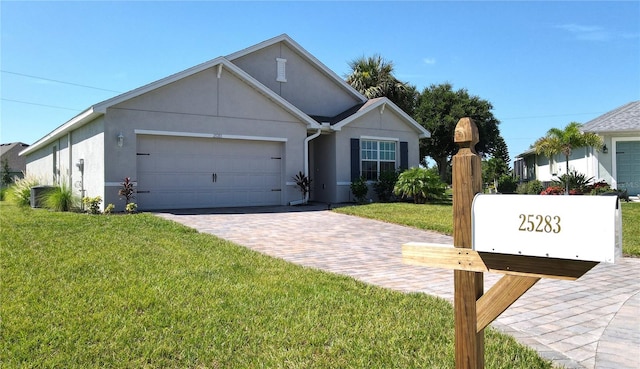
[30,185,54,208]
[472,194,622,263]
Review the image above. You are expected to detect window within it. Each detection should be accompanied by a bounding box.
[361,140,396,180]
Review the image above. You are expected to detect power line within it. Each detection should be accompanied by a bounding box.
[1,70,122,93]
[1,98,82,111]
[502,112,605,120]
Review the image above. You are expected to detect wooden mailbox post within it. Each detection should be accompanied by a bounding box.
[403,117,620,369]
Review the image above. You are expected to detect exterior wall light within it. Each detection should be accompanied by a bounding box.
[117,132,124,147]
[602,144,608,154]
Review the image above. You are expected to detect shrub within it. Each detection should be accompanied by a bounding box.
[350,176,369,203]
[516,179,544,195]
[393,167,446,204]
[10,175,42,206]
[118,177,136,205]
[496,174,518,194]
[553,170,594,194]
[83,196,102,214]
[104,203,115,214]
[374,170,399,202]
[125,202,137,214]
[540,186,564,195]
[44,182,78,212]
[0,186,7,201]
[586,180,611,195]
[292,171,312,202]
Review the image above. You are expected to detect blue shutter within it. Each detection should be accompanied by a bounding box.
[400,141,408,170]
[351,138,360,181]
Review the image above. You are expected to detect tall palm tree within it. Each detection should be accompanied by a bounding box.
[533,122,603,194]
[346,55,417,115]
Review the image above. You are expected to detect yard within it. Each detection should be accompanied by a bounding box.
[334,201,640,257]
[0,202,552,368]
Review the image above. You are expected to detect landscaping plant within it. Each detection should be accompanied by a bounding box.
[292,171,312,203]
[350,176,369,203]
[118,177,135,205]
[82,196,103,214]
[374,170,399,202]
[393,167,446,204]
[43,182,78,212]
[496,174,518,194]
[10,175,41,206]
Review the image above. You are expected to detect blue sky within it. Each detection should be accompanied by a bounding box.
[1,1,639,164]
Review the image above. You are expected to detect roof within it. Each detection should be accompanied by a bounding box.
[581,101,640,133]
[1,142,29,156]
[21,55,322,157]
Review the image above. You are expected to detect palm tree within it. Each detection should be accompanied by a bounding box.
[345,55,417,115]
[533,122,603,194]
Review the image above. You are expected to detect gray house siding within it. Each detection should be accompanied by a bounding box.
[231,42,362,118]
[104,65,308,210]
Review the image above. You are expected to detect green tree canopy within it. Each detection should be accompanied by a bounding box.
[414,83,502,182]
[345,55,418,115]
[533,122,603,194]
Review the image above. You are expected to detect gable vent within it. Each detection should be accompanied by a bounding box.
[276,58,287,82]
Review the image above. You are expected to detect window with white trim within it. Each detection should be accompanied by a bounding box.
[361,140,396,181]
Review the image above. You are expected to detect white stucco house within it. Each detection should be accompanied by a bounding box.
[514,101,640,196]
[20,34,430,210]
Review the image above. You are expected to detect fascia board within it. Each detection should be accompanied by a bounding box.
[19,107,98,156]
[226,34,367,104]
[332,98,431,138]
[93,57,228,113]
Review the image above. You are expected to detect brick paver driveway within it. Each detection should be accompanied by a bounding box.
[155,205,640,369]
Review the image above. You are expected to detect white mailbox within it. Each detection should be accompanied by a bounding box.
[472,194,622,263]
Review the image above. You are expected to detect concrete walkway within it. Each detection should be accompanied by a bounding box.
[155,205,640,369]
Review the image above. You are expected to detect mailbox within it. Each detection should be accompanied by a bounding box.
[472,194,622,263]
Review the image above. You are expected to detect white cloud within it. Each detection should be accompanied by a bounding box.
[556,23,617,41]
[423,57,436,65]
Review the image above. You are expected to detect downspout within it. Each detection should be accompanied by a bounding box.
[291,128,322,205]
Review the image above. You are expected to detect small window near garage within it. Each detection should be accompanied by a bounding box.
[276,58,287,82]
[361,140,396,181]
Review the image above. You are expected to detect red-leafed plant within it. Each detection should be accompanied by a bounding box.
[118,177,136,204]
[540,186,564,195]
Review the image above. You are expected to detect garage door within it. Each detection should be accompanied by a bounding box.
[616,141,640,196]
[136,135,283,210]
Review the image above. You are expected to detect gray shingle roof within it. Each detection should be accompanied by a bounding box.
[581,101,640,133]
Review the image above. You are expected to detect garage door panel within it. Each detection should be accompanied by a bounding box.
[616,141,640,195]
[137,135,283,209]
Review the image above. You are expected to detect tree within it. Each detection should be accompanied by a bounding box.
[482,158,509,190]
[414,83,502,183]
[533,122,603,194]
[346,55,418,115]
[1,159,12,187]
[491,135,510,166]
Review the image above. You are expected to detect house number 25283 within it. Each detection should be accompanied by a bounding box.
[518,214,561,233]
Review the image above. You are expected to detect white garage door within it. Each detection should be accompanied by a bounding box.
[136,135,283,210]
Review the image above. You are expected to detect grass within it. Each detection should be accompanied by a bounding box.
[622,202,640,256]
[334,202,454,235]
[0,202,551,368]
[334,201,640,257]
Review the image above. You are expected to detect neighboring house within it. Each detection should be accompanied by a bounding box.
[514,101,640,196]
[20,34,430,210]
[0,142,29,181]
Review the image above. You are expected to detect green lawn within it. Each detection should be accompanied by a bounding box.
[334,201,640,257]
[0,202,551,368]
